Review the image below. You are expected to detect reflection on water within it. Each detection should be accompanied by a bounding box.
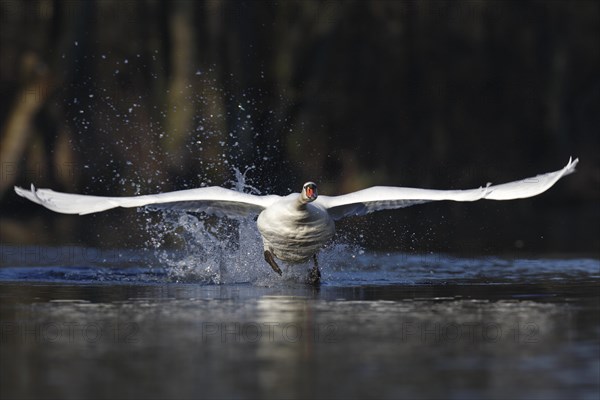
[0,247,598,399]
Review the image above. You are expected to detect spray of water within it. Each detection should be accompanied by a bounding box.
[62,55,366,285]
[140,167,364,285]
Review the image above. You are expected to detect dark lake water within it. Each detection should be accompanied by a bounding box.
[1,245,599,399]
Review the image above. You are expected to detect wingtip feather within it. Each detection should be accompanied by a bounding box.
[564,156,579,176]
[14,184,42,205]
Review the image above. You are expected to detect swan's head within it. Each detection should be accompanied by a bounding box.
[301,182,318,203]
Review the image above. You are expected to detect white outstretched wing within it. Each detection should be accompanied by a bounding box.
[14,185,282,217]
[316,158,578,220]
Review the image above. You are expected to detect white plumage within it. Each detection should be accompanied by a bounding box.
[14,157,578,283]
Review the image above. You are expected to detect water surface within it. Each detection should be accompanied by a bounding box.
[1,246,598,399]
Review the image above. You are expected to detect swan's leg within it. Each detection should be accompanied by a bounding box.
[264,250,282,276]
[307,254,321,285]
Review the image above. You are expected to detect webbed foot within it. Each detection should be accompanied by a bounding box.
[264,250,282,276]
[307,254,321,285]
[307,266,321,285]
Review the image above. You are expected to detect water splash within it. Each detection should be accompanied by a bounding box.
[155,212,263,284]
[61,59,359,284]
[139,166,367,285]
[139,167,257,284]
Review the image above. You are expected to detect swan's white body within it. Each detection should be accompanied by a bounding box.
[257,194,335,262]
[15,157,578,273]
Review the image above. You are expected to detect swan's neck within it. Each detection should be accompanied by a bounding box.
[296,194,309,210]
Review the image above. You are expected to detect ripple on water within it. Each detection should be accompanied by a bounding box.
[0,245,598,287]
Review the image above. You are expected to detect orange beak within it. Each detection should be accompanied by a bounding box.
[306,187,314,198]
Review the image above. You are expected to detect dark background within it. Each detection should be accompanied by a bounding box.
[1,0,598,255]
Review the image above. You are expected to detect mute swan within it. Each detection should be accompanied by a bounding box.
[14,157,578,284]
